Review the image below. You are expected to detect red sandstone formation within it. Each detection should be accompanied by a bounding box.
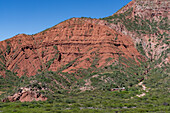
[1,0,168,78]
[0,18,143,77]
[2,87,47,102]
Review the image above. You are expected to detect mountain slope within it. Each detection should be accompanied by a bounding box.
[102,0,169,63]
[0,0,169,107]
[0,18,143,77]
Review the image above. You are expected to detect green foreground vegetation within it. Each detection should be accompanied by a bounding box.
[0,89,169,113]
[0,54,169,112]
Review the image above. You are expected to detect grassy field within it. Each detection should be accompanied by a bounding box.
[0,88,169,113]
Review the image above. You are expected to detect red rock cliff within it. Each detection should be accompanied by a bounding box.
[0,18,143,77]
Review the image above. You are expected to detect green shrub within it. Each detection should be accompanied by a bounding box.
[65,99,76,104]
[6,45,11,55]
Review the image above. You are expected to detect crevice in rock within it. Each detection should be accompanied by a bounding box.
[58,53,61,62]
[114,44,121,47]
[123,44,128,48]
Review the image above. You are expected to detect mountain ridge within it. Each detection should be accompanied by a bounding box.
[0,0,169,106]
[0,18,144,77]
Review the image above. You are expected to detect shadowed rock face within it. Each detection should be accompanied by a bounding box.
[0,18,143,77]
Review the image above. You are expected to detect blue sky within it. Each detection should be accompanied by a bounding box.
[0,0,131,41]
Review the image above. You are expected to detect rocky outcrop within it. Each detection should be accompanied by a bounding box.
[105,0,169,62]
[115,0,169,19]
[2,87,47,102]
[0,18,143,77]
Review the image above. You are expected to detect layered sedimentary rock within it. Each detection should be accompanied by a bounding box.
[0,18,142,77]
[105,0,169,62]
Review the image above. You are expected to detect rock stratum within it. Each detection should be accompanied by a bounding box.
[0,18,143,77]
[2,87,47,102]
[104,0,169,62]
